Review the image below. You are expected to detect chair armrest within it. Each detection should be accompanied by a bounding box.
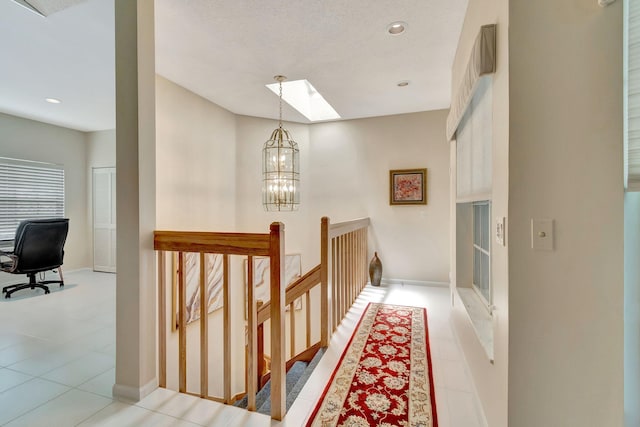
[0,250,17,273]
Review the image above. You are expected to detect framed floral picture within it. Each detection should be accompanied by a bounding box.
[389,168,427,205]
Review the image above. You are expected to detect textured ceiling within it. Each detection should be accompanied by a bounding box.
[0,0,468,131]
[12,0,88,16]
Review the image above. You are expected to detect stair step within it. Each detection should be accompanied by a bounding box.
[258,347,326,415]
[234,360,308,411]
[286,347,325,407]
[234,347,327,415]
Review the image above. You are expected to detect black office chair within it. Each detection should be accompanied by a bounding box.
[0,218,69,298]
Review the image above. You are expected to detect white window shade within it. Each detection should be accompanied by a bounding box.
[627,0,640,190]
[0,158,65,241]
[457,76,493,201]
[447,24,496,142]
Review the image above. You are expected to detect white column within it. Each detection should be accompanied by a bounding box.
[113,0,157,401]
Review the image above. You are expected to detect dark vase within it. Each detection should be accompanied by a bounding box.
[369,252,382,287]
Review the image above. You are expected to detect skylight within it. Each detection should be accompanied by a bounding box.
[266,79,340,122]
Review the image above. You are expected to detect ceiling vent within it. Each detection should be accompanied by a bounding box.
[11,0,87,17]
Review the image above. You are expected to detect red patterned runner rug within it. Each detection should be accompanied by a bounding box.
[305,303,437,427]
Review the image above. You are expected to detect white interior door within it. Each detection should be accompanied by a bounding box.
[93,167,116,273]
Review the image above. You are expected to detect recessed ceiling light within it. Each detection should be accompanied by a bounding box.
[397,81,410,87]
[45,98,61,104]
[387,21,408,35]
[266,79,340,122]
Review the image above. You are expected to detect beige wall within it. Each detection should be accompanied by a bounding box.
[508,1,623,425]
[156,76,237,231]
[449,0,509,425]
[233,111,451,282]
[625,192,640,427]
[86,129,116,271]
[451,0,624,425]
[0,112,90,273]
[113,0,157,400]
[310,112,450,282]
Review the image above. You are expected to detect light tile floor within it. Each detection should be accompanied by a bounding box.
[0,270,485,426]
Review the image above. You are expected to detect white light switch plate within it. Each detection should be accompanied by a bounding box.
[531,218,553,251]
[496,217,505,246]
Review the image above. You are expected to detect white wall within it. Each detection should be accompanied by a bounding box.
[625,192,640,427]
[87,129,116,168]
[0,112,90,272]
[507,1,623,425]
[156,76,237,231]
[235,115,315,269]
[310,112,450,282]
[451,1,624,425]
[449,0,510,425]
[86,129,116,271]
[234,112,451,282]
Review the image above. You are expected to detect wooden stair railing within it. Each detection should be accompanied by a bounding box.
[320,216,370,344]
[154,222,288,420]
[154,217,370,421]
[254,216,371,393]
[255,264,322,389]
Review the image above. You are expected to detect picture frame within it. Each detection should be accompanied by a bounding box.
[389,168,427,205]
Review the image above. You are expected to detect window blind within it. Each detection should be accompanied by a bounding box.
[0,158,64,241]
[456,76,493,201]
[627,0,640,190]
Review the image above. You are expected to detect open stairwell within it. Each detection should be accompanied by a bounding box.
[154,216,370,420]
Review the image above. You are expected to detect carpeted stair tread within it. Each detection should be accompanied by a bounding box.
[234,348,328,415]
[286,347,326,408]
[257,360,308,414]
[260,347,327,414]
[235,360,308,411]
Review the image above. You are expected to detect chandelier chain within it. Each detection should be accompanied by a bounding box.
[278,80,283,128]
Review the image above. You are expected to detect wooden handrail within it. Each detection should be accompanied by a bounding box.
[154,230,271,255]
[257,264,321,325]
[327,217,370,239]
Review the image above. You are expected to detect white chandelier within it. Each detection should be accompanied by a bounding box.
[262,75,300,212]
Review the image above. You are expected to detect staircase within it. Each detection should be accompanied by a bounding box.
[235,348,326,415]
[154,216,370,420]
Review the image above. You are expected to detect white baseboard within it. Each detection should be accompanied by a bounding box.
[112,377,158,402]
[379,278,449,287]
[63,267,92,274]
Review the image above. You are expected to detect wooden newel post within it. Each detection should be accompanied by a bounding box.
[269,222,286,420]
[320,216,330,347]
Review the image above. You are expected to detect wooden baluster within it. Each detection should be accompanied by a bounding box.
[332,237,337,332]
[158,250,167,388]
[340,234,347,322]
[320,217,329,347]
[306,291,311,348]
[199,253,209,399]
[350,232,354,306]
[257,301,265,390]
[360,228,365,291]
[269,222,286,420]
[247,256,257,411]
[223,254,231,404]
[178,252,187,393]
[289,302,295,357]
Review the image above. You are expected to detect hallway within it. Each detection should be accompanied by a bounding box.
[0,270,483,426]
